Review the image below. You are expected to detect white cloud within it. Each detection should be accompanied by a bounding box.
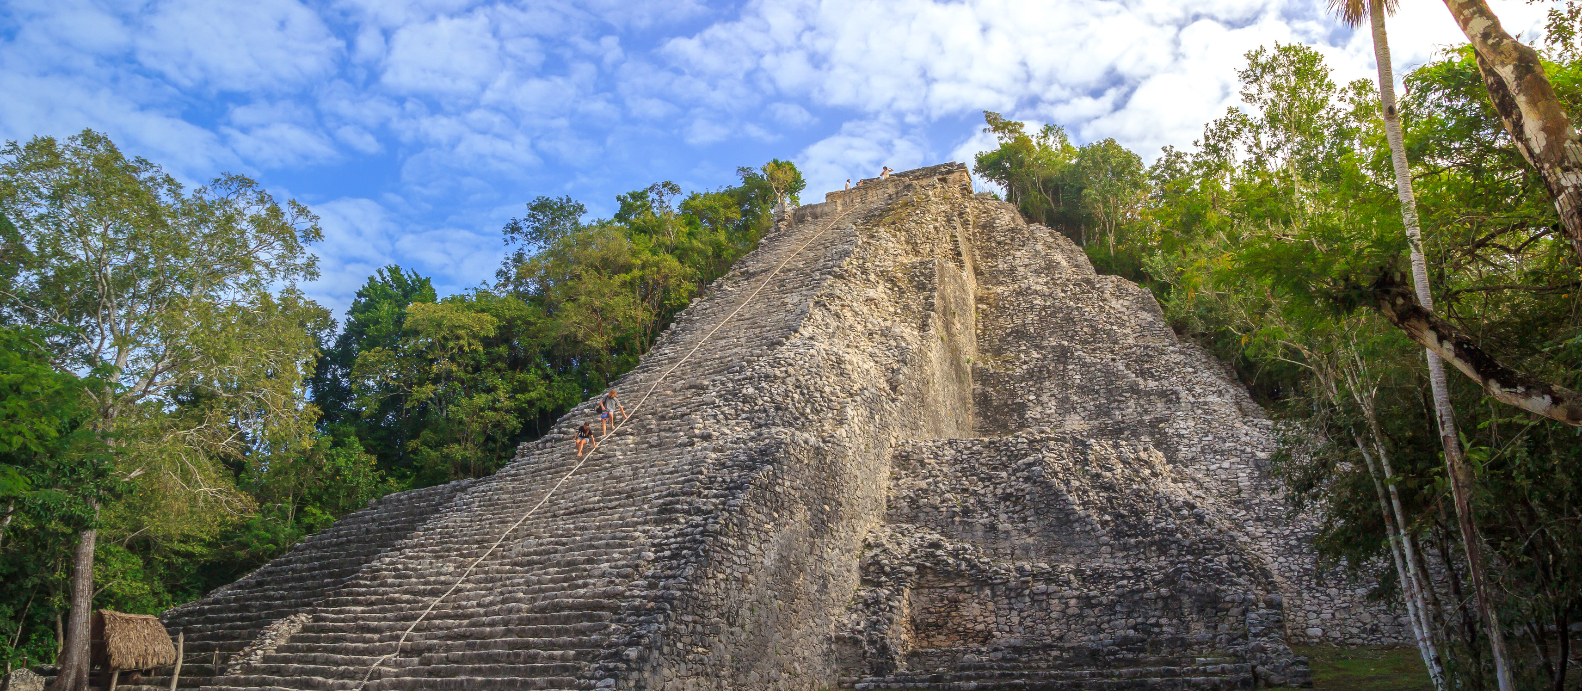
[335,125,382,154]
[684,117,733,145]
[2,0,134,69]
[382,12,502,96]
[351,24,387,64]
[0,71,239,180]
[767,102,815,127]
[391,225,503,292]
[136,0,342,91]
[796,118,928,198]
[307,197,402,316]
[223,122,339,169]
[657,0,1548,159]
[575,0,712,30]
[948,125,1000,192]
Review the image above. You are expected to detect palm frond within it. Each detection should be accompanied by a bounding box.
[1328,0,1398,27]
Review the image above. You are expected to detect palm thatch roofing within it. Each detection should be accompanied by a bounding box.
[91,610,177,670]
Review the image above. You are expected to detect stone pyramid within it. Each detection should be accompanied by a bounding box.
[138,163,1400,690]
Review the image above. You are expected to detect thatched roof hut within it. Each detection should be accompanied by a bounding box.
[90,610,177,671]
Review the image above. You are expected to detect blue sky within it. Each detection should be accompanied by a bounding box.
[2,0,1546,320]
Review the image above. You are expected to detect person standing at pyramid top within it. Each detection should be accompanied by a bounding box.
[880,166,892,179]
[598,389,626,435]
[845,179,851,191]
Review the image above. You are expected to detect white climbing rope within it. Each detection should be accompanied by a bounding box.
[352,199,865,690]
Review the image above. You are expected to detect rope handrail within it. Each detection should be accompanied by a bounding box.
[349,200,865,690]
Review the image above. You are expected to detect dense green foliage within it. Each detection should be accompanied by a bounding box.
[317,165,793,488]
[977,43,1581,689]
[0,134,795,669]
[0,328,110,666]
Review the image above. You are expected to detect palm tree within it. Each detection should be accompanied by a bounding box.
[1330,0,1512,688]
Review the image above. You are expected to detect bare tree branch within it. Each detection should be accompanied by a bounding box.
[1370,270,1582,426]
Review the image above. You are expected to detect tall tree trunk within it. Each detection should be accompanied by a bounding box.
[0,500,14,551]
[1369,2,1516,688]
[1358,434,1446,688]
[1345,362,1446,688]
[1441,0,1582,262]
[1367,421,1444,665]
[48,525,96,691]
[1434,509,1490,689]
[1554,608,1570,691]
[1347,360,1443,638]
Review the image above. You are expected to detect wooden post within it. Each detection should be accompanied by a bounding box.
[169,630,183,691]
[109,668,120,691]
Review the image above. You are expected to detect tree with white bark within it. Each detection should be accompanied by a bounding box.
[1331,0,1516,687]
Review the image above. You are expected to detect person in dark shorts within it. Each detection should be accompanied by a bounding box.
[576,423,595,456]
[597,389,627,434]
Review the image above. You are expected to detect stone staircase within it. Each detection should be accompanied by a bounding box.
[138,165,983,690]
[846,652,1255,691]
[155,480,479,678]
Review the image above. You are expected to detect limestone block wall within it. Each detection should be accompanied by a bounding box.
[965,214,1403,648]
[839,437,1307,686]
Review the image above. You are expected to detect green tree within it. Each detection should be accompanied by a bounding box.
[1235,44,1351,202]
[760,159,805,215]
[973,41,1582,689]
[1439,0,1582,261]
[309,161,792,501]
[1163,45,1582,691]
[0,328,110,670]
[313,266,437,476]
[1075,139,1146,254]
[353,293,551,485]
[501,196,589,261]
[0,130,324,690]
[1333,0,1496,683]
[973,114,1082,236]
[205,432,393,588]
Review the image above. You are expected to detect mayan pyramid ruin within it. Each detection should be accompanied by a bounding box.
[143,163,1404,690]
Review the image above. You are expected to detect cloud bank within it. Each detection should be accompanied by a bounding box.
[1,0,1547,315]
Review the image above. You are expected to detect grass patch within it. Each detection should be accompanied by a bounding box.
[1294,645,1433,691]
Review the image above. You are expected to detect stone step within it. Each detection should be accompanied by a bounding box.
[276,620,612,647]
[308,579,634,610]
[209,672,586,690]
[844,661,1255,690]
